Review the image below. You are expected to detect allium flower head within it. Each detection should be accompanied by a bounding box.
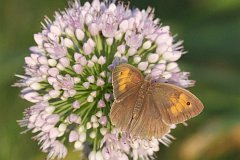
[15,0,194,159]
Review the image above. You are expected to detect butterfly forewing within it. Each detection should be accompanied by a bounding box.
[150,83,204,125]
[129,91,170,139]
[112,64,144,102]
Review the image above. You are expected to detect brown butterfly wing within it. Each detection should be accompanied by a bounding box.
[150,83,204,125]
[129,91,170,139]
[110,88,140,132]
[112,64,144,102]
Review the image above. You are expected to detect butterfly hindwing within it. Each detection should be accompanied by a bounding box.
[112,64,144,102]
[150,83,204,125]
[110,90,140,132]
[129,91,170,139]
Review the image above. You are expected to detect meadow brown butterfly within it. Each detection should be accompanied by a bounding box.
[110,64,204,139]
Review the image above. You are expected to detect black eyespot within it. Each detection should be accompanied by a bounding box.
[187,102,191,105]
[120,72,123,75]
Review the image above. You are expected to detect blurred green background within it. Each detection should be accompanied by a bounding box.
[0,0,240,160]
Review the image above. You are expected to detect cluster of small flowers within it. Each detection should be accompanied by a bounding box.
[15,0,194,159]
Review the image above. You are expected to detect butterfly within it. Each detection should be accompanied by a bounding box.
[110,64,204,139]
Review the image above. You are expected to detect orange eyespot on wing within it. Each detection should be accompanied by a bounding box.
[112,64,144,101]
[150,83,204,125]
[169,93,193,116]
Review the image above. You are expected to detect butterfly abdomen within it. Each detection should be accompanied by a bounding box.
[132,81,150,118]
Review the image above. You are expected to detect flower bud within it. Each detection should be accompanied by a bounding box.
[34,34,44,46]
[74,77,81,83]
[46,114,60,124]
[64,38,74,48]
[98,56,106,65]
[65,27,74,37]
[85,14,93,24]
[99,116,107,126]
[78,126,85,133]
[117,45,126,54]
[106,38,113,46]
[56,63,65,71]
[75,29,84,41]
[100,71,106,77]
[73,64,83,74]
[133,56,141,64]
[38,56,48,65]
[45,106,55,114]
[98,100,106,108]
[162,71,172,79]
[88,23,99,36]
[69,130,79,142]
[83,43,93,55]
[83,82,90,89]
[96,78,105,86]
[89,151,96,160]
[49,128,60,139]
[88,38,96,48]
[156,33,169,44]
[128,47,137,56]
[91,55,98,62]
[96,111,102,117]
[58,123,67,132]
[35,116,45,127]
[92,122,99,128]
[156,44,168,55]
[59,57,70,67]
[119,20,129,32]
[30,83,42,90]
[48,68,59,77]
[96,151,104,160]
[162,51,182,61]
[49,90,61,98]
[115,32,123,40]
[143,40,152,50]
[87,95,94,102]
[86,122,92,129]
[138,61,148,71]
[90,91,97,97]
[25,57,36,66]
[42,124,54,132]
[48,59,57,66]
[166,62,179,72]
[89,115,97,123]
[104,93,111,101]
[89,131,96,139]
[100,128,107,135]
[79,132,87,142]
[23,92,40,103]
[39,65,49,74]
[72,100,81,109]
[74,141,83,150]
[79,56,87,66]
[29,114,37,123]
[87,60,94,67]
[147,53,159,63]
[87,76,95,83]
[50,25,61,36]
[68,114,81,124]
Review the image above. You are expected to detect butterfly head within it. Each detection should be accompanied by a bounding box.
[146,75,167,85]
